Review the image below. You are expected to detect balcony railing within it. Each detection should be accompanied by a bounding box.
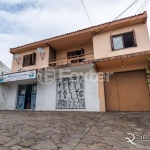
[49,53,94,68]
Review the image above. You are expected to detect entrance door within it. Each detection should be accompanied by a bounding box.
[105,70,150,111]
[17,85,26,110]
[30,84,37,109]
[17,84,37,110]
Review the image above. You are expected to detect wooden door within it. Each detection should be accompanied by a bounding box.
[105,70,150,111]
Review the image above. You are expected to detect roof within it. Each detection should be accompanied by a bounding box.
[10,11,147,53]
[0,61,10,73]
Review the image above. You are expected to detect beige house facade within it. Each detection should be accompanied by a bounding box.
[1,11,150,111]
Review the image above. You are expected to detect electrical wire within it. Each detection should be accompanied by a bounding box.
[128,0,149,31]
[81,0,93,27]
[127,0,139,15]
[135,0,148,14]
[103,0,146,36]
[90,0,149,59]
[114,0,149,50]
[75,0,138,51]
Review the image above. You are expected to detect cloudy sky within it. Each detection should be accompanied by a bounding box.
[0,0,150,69]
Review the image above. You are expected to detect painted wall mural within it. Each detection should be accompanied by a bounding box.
[56,76,85,109]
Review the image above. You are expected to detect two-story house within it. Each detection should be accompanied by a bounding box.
[1,11,150,111]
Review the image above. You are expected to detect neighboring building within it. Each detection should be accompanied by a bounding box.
[1,11,150,111]
[0,61,10,110]
[0,61,10,75]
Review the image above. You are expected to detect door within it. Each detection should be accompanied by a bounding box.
[105,79,120,111]
[105,70,150,111]
[24,84,32,109]
[17,85,26,110]
[30,84,37,109]
[17,83,37,110]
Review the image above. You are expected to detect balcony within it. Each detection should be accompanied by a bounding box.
[49,53,94,69]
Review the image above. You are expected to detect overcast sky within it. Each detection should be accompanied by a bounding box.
[0,0,150,69]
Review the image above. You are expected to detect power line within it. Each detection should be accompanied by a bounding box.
[96,0,138,34]
[127,0,139,15]
[128,0,149,31]
[101,0,149,58]
[139,0,149,12]
[114,0,149,49]
[135,0,148,14]
[81,0,93,27]
[78,0,148,59]
[75,0,138,51]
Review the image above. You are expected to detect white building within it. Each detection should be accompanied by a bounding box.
[0,61,10,110]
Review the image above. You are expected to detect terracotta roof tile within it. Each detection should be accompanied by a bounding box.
[11,11,146,50]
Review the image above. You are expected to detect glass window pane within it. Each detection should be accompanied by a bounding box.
[113,36,123,50]
[18,85,25,96]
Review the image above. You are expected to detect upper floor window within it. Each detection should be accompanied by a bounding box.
[67,49,84,63]
[22,53,36,67]
[111,30,137,50]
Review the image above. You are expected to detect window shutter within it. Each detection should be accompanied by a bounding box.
[22,56,26,67]
[132,29,137,46]
[81,48,84,62]
[81,48,84,55]
[32,52,36,65]
[67,52,71,58]
[110,35,114,50]
[23,55,28,67]
[27,55,30,66]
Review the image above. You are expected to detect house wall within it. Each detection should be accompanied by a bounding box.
[56,43,94,65]
[0,61,10,74]
[36,67,100,111]
[98,60,150,112]
[6,79,37,110]
[0,62,10,110]
[11,46,49,73]
[6,66,100,112]
[93,24,150,59]
[0,85,9,110]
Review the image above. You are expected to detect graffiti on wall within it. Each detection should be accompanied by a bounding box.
[56,76,85,109]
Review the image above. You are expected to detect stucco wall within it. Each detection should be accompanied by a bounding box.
[36,66,100,111]
[6,66,100,112]
[0,61,10,74]
[0,85,9,110]
[0,62,10,110]
[93,24,150,59]
[6,79,37,110]
[56,43,94,65]
[11,46,49,73]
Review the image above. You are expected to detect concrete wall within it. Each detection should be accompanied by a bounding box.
[0,62,10,110]
[56,43,94,66]
[0,61,10,74]
[0,85,9,110]
[93,24,150,59]
[11,46,49,73]
[36,66,100,111]
[56,43,93,59]
[6,79,37,110]
[6,65,100,112]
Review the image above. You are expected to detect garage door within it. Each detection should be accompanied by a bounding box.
[105,70,150,111]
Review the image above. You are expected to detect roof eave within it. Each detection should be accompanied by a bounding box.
[10,11,147,54]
